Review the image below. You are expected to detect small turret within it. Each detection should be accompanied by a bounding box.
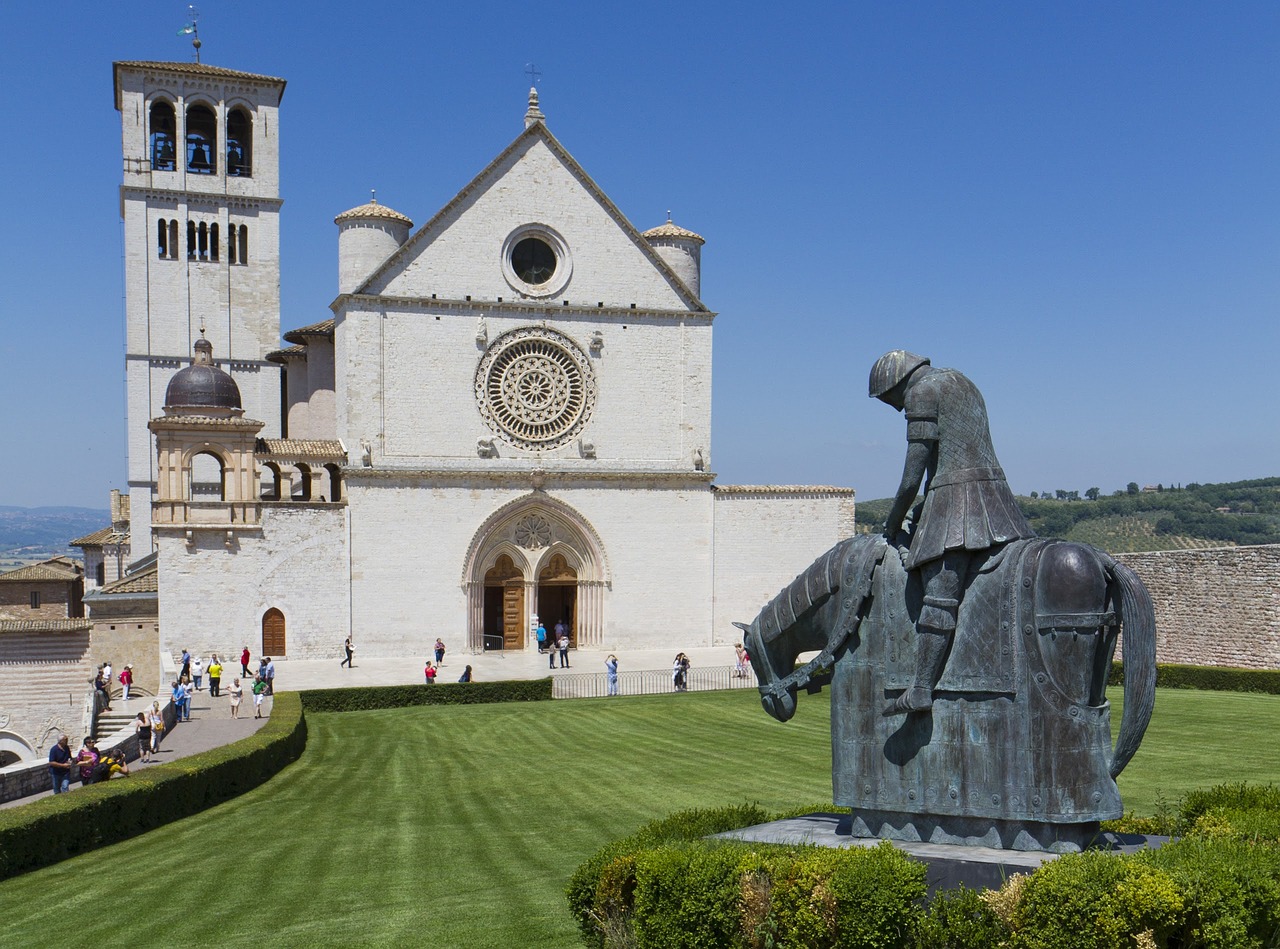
[335,193,413,294]
[643,215,705,298]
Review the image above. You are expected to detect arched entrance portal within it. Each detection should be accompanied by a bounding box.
[262,607,286,655]
[463,496,608,651]
[483,554,524,650]
[538,553,577,647]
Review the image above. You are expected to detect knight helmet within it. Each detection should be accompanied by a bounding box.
[868,350,930,399]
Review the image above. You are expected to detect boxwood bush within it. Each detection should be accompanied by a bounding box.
[573,795,1280,948]
[1109,661,1280,695]
[299,677,552,712]
[0,691,306,881]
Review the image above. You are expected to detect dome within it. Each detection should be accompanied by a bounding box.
[334,198,413,227]
[642,219,705,245]
[164,337,242,410]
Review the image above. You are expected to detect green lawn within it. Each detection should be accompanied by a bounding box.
[0,686,1276,947]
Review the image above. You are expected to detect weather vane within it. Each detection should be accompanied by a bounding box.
[177,5,202,63]
[525,63,542,86]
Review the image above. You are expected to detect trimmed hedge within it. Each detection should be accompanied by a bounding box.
[573,795,1280,948]
[0,691,306,881]
[567,805,927,949]
[1109,660,1280,695]
[298,677,552,713]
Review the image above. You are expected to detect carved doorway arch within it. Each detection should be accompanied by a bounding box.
[463,495,608,651]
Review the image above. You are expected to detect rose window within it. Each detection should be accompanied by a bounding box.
[514,514,553,549]
[476,328,596,450]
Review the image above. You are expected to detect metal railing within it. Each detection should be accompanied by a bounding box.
[552,664,757,699]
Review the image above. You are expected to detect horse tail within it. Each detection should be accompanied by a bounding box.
[1107,559,1157,778]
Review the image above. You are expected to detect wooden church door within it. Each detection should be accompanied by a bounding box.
[262,608,286,655]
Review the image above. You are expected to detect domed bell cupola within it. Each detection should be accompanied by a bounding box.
[164,334,243,416]
[642,214,705,299]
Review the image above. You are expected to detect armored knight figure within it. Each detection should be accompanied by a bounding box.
[871,350,1035,714]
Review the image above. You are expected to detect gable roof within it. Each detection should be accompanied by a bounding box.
[0,557,83,583]
[347,122,708,312]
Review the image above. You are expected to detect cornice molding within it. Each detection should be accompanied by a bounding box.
[120,186,283,211]
[331,292,716,322]
[344,466,715,490]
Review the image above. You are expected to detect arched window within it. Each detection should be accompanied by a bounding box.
[324,464,343,502]
[157,218,169,259]
[186,103,217,174]
[190,451,225,500]
[293,463,312,501]
[150,100,177,170]
[187,220,197,260]
[260,462,283,500]
[169,220,179,258]
[226,108,252,177]
[210,223,220,262]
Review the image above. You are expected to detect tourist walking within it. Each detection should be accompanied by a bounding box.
[536,622,548,655]
[241,645,251,678]
[457,664,473,683]
[557,630,570,668]
[192,656,204,690]
[134,711,151,762]
[208,655,223,697]
[119,664,133,700]
[229,678,243,719]
[605,654,618,696]
[265,657,275,695]
[48,735,72,794]
[434,637,446,666]
[340,637,354,668]
[148,701,165,755]
[179,648,191,679]
[252,676,266,718]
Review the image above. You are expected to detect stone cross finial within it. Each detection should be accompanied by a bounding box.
[524,65,545,128]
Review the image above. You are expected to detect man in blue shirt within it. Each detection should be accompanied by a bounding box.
[48,735,72,794]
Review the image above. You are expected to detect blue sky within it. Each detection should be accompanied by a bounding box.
[1,1,1277,510]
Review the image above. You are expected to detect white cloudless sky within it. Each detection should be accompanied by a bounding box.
[1,1,1276,509]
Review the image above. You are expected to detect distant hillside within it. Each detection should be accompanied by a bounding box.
[855,478,1280,554]
[0,506,110,570]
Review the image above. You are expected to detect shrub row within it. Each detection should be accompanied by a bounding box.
[567,805,926,949]
[573,795,1280,948]
[1109,660,1280,695]
[0,691,306,881]
[298,677,552,713]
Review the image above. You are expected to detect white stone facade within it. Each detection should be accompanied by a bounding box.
[116,70,853,660]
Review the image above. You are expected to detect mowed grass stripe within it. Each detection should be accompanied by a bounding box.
[0,687,1275,947]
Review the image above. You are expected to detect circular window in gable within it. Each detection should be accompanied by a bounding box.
[501,224,572,298]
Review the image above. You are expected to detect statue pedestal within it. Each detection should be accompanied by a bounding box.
[714,813,1168,895]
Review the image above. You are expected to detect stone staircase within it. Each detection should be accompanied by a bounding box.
[93,692,157,739]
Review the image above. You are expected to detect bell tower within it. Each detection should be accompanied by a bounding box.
[113,60,286,511]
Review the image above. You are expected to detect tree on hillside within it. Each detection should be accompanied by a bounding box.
[1127,482,1140,495]
[1085,487,1100,501]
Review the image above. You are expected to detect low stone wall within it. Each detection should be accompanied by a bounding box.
[1117,545,1280,669]
[0,700,177,804]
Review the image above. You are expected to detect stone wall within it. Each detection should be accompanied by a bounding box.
[1117,545,1280,669]
[0,622,94,763]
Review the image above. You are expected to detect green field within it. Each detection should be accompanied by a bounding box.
[0,687,1276,947]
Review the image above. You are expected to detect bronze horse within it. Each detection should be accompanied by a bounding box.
[738,533,1156,851]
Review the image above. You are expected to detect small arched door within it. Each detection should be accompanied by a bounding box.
[262,608,286,655]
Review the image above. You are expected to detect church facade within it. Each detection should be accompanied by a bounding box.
[109,60,854,665]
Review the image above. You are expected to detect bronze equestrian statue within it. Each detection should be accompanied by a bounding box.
[738,351,1157,852]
